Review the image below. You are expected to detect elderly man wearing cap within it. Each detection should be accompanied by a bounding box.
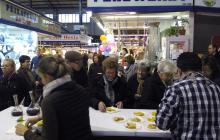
[65,51,88,88]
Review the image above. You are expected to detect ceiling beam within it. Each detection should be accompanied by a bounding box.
[46,0,58,13]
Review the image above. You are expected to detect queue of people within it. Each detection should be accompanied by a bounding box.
[0,44,219,140]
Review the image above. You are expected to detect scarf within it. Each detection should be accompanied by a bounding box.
[136,77,144,96]
[103,75,118,106]
[43,74,72,97]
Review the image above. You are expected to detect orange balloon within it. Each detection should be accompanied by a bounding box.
[100,35,107,41]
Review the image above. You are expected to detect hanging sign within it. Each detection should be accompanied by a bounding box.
[0,0,61,35]
[88,0,193,7]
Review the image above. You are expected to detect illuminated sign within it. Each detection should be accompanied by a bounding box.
[88,0,193,7]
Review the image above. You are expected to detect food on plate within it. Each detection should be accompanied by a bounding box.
[106,107,118,112]
[125,122,136,129]
[133,111,145,116]
[17,116,24,123]
[130,117,141,122]
[147,124,157,129]
[152,111,156,117]
[147,117,156,122]
[113,116,124,122]
[36,120,43,126]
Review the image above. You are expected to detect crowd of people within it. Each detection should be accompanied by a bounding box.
[0,44,219,140]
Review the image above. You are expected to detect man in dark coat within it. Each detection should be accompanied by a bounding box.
[65,51,88,88]
[17,55,36,105]
[0,59,31,110]
[137,60,176,109]
[90,57,131,112]
[208,44,220,66]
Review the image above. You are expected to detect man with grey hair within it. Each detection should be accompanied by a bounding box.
[137,60,176,109]
[0,59,30,110]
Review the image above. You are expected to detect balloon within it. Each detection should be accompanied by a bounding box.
[104,51,109,56]
[100,35,107,41]
[99,45,105,52]
[105,46,111,52]
[102,40,108,46]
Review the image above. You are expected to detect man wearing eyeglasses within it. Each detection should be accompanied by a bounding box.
[137,60,177,109]
[0,59,29,110]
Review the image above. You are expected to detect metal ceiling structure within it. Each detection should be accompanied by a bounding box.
[12,0,87,11]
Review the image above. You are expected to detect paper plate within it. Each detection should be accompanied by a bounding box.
[112,116,126,123]
[106,107,119,113]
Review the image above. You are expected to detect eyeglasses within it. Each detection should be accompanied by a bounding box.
[1,65,10,68]
[164,73,174,77]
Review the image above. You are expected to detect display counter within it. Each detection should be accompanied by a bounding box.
[0,107,171,140]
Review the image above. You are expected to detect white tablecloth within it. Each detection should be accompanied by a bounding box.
[0,107,171,140]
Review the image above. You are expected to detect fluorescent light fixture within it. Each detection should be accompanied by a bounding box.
[129,12,136,15]
[104,15,173,19]
[110,26,149,29]
[97,22,105,32]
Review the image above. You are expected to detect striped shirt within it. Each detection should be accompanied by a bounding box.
[156,72,220,140]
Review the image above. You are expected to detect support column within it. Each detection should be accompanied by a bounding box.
[145,22,160,64]
[79,0,83,25]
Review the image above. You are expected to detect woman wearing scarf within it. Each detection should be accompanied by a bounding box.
[90,57,131,112]
[15,56,93,140]
[127,61,151,108]
[124,55,137,82]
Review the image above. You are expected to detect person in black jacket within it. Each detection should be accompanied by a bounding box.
[127,60,151,108]
[88,53,103,87]
[15,56,93,140]
[17,55,36,105]
[0,59,30,110]
[90,57,131,112]
[137,60,176,109]
[65,51,88,88]
[208,44,220,66]
[202,56,220,86]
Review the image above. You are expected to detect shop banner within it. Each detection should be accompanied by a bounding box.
[195,0,220,8]
[39,34,91,44]
[0,0,61,35]
[88,0,193,7]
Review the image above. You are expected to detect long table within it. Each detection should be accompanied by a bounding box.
[0,107,171,140]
